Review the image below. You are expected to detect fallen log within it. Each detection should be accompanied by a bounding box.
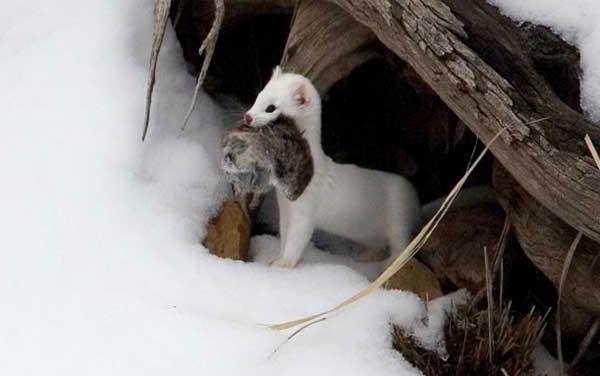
[495,163,599,337]
[279,0,600,244]
[170,1,600,242]
[280,0,379,93]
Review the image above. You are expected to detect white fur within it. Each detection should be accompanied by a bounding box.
[246,69,422,268]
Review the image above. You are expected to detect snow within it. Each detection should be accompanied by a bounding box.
[531,345,560,376]
[0,1,439,374]
[488,0,600,122]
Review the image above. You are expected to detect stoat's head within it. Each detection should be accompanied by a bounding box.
[244,66,320,129]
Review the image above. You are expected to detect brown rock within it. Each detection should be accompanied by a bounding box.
[203,199,250,261]
[419,205,507,293]
[386,258,443,301]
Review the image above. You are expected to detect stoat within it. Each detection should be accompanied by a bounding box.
[244,67,422,268]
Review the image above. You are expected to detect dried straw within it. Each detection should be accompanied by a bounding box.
[585,134,600,171]
[394,300,547,375]
[483,246,494,364]
[556,231,582,375]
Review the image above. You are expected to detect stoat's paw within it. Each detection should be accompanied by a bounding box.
[268,256,299,268]
[266,254,280,265]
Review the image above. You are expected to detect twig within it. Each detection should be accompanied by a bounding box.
[556,231,582,375]
[181,0,224,130]
[142,0,172,141]
[269,128,507,331]
[569,316,600,370]
[172,0,187,28]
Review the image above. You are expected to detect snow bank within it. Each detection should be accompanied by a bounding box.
[0,1,433,374]
[488,0,600,121]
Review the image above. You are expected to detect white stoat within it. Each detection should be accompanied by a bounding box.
[244,67,422,268]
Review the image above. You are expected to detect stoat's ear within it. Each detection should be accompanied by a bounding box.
[271,65,283,80]
[293,84,309,107]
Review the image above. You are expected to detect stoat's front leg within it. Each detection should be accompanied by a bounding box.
[267,193,289,264]
[269,200,314,268]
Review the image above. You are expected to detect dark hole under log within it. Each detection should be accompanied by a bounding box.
[321,58,493,203]
[171,0,292,104]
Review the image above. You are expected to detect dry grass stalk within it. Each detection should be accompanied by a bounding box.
[269,128,507,331]
[268,317,327,358]
[142,0,172,141]
[181,0,224,130]
[556,231,582,375]
[492,212,511,275]
[450,209,511,309]
[484,246,494,364]
[585,134,600,171]
[394,302,547,376]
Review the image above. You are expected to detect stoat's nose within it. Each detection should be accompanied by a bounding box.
[243,113,253,126]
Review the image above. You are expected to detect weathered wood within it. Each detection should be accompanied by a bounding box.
[296,0,600,245]
[143,0,171,141]
[494,163,599,337]
[281,0,379,93]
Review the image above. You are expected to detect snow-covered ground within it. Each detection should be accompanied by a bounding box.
[0,1,431,374]
[490,0,600,121]
[2,0,597,374]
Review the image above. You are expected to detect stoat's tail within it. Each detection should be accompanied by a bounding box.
[421,185,497,221]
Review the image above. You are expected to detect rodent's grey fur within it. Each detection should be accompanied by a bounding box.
[221,116,313,201]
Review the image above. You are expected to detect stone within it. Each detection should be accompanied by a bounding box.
[203,199,250,261]
[385,258,443,301]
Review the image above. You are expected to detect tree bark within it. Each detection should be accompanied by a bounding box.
[494,163,599,337]
[280,0,379,93]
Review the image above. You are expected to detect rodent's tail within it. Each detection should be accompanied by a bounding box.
[421,185,497,221]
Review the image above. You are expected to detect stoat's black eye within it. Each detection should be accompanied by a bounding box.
[265,104,276,113]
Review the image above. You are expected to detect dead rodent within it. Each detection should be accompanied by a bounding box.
[221,116,313,201]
